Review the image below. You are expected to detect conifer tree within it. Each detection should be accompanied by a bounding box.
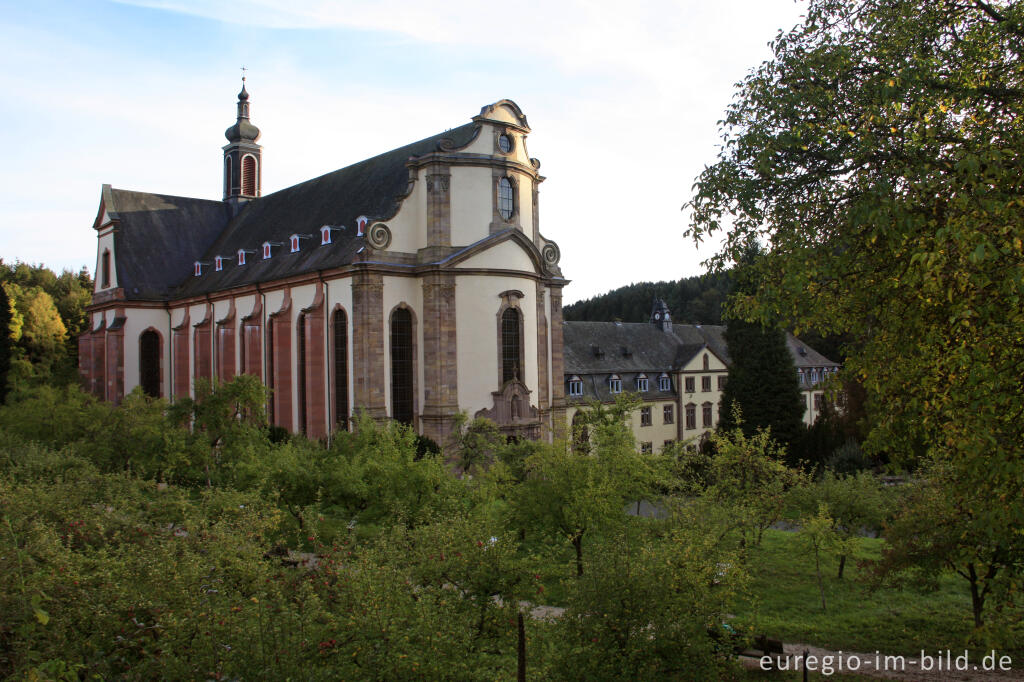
[717,248,805,453]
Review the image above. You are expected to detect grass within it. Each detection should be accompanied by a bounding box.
[733,529,1024,659]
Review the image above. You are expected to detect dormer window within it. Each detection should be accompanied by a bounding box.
[238,250,246,266]
[658,373,671,391]
[263,242,272,259]
[194,261,202,277]
[290,235,300,253]
[608,374,622,394]
[214,256,223,272]
[568,375,583,397]
[636,374,649,392]
[356,216,369,236]
[798,369,806,386]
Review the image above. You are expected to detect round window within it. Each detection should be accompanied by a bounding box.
[498,134,512,153]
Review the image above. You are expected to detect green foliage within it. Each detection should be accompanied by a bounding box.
[516,397,655,576]
[706,415,808,546]
[0,284,12,404]
[872,463,1024,635]
[547,519,746,680]
[564,271,731,324]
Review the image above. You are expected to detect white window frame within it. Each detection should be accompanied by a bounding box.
[609,375,622,394]
[658,373,671,391]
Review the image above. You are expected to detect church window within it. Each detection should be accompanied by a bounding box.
[702,401,713,427]
[658,373,671,391]
[242,154,257,196]
[640,406,651,426]
[609,375,622,394]
[498,177,514,220]
[498,134,512,153]
[139,330,161,398]
[568,375,583,397]
[501,307,522,384]
[215,256,223,272]
[333,309,349,430]
[636,374,649,392]
[685,403,696,430]
[390,307,414,425]
[101,250,111,288]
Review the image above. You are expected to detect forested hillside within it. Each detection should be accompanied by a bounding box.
[564,272,731,324]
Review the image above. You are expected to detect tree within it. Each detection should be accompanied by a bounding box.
[717,249,806,454]
[686,0,1024,624]
[0,284,11,404]
[872,462,1024,631]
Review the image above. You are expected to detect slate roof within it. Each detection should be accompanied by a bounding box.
[174,122,480,298]
[108,122,481,301]
[563,320,838,402]
[106,189,231,300]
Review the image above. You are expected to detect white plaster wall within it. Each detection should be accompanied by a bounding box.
[454,274,539,418]
[450,166,492,246]
[122,308,172,397]
[455,239,535,271]
[94,229,117,292]
[516,172,533,241]
[382,276,423,425]
[385,170,427,253]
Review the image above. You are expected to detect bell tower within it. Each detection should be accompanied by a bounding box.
[223,75,262,211]
[650,297,672,333]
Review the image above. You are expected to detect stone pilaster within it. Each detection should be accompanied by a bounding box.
[302,284,327,439]
[352,271,387,420]
[535,281,551,439]
[172,311,189,399]
[421,272,459,447]
[426,164,451,248]
[548,285,567,439]
[269,292,293,431]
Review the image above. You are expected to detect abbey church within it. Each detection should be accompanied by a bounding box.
[79,85,568,445]
[79,85,838,450]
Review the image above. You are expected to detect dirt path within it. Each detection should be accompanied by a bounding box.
[740,643,1024,681]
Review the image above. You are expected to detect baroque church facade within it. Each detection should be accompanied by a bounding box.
[79,85,567,445]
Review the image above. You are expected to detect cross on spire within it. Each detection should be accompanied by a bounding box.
[240,65,247,83]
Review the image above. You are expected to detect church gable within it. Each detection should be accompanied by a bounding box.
[451,235,540,273]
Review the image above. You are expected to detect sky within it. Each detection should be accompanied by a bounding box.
[0,0,806,304]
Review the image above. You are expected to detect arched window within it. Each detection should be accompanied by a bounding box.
[390,308,414,425]
[333,309,349,430]
[101,250,111,288]
[501,307,522,384]
[297,313,307,435]
[498,177,514,220]
[242,155,257,196]
[139,330,161,398]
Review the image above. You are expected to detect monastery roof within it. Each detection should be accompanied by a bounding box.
[563,321,838,376]
[107,121,481,300]
[104,188,230,300]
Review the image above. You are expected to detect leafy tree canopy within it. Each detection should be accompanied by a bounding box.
[686,0,1024,488]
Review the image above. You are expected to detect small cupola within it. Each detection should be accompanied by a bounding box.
[223,74,263,209]
[650,297,672,332]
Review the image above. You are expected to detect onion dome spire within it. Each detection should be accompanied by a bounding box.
[225,74,261,143]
